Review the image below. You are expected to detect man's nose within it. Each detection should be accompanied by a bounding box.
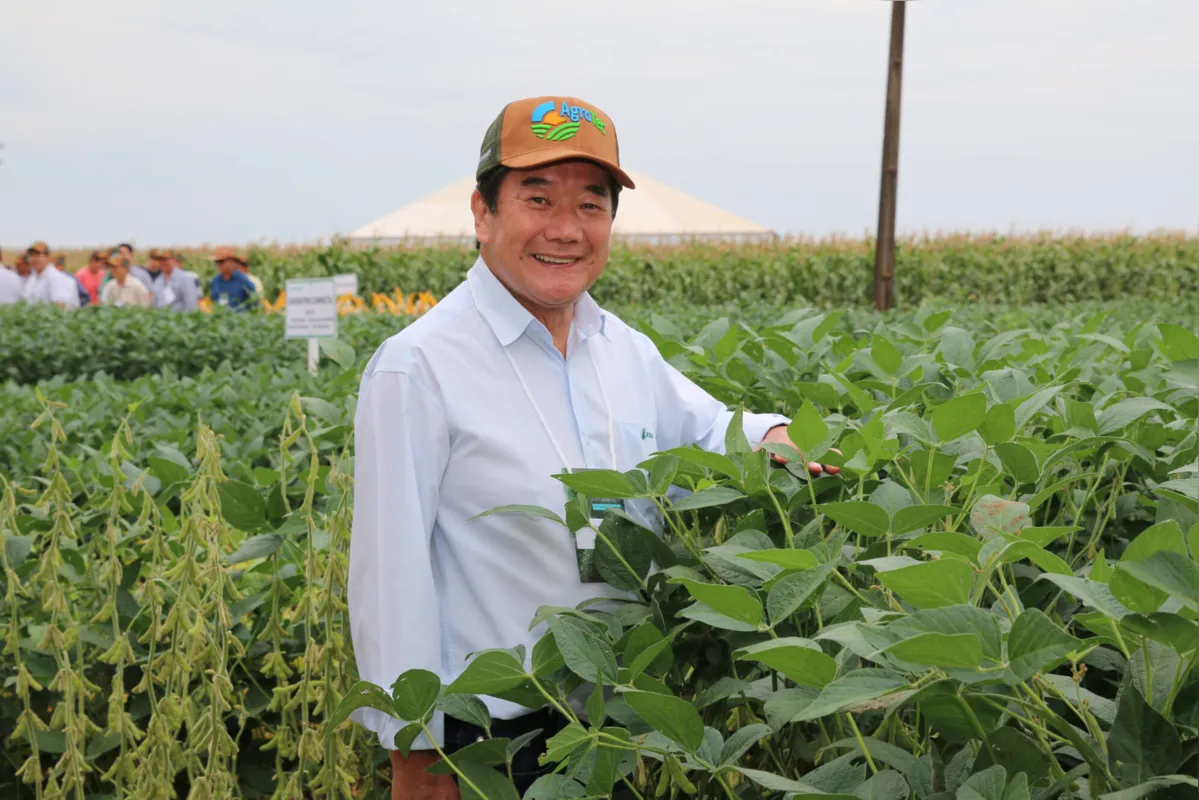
[543,202,583,241]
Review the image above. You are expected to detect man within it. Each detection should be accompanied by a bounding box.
[236,257,266,299]
[76,250,108,304]
[348,96,839,798]
[0,258,22,305]
[209,247,258,312]
[114,243,155,290]
[21,242,80,309]
[100,253,152,307]
[147,248,200,311]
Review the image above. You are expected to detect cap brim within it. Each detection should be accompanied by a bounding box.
[501,151,636,190]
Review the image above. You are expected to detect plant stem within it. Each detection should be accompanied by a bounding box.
[419,724,488,799]
[844,713,878,775]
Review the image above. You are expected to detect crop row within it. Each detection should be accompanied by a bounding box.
[1,299,1196,797]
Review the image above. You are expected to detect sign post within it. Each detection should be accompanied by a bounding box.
[285,278,338,375]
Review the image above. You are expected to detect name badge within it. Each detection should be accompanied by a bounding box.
[565,470,625,584]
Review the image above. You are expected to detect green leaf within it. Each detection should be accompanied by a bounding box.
[995,442,1040,484]
[540,723,591,765]
[789,401,830,457]
[1110,521,1190,612]
[734,768,825,794]
[1158,323,1199,361]
[555,470,645,499]
[523,775,587,800]
[547,616,619,683]
[670,578,763,627]
[669,486,746,511]
[326,680,397,732]
[906,531,983,560]
[719,723,772,767]
[148,456,190,488]
[892,505,961,535]
[1014,386,1064,433]
[446,650,528,695]
[958,765,1007,800]
[531,632,565,677]
[677,602,757,632]
[735,638,836,688]
[426,738,510,772]
[217,479,268,532]
[819,501,890,537]
[391,669,442,722]
[301,396,341,425]
[878,559,974,608]
[932,393,987,442]
[437,693,492,730]
[394,723,423,757]
[970,494,1031,538]
[884,632,983,669]
[795,669,908,721]
[1096,397,1174,435]
[624,690,704,753]
[888,605,1003,661]
[223,533,283,564]
[856,770,910,800]
[507,728,545,763]
[1121,613,1199,654]
[1038,574,1131,619]
[1118,553,1199,607]
[456,761,520,800]
[726,406,751,455]
[737,548,818,570]
[663,447,740,480]
[471,504,565,526]
[1099,776,1198,800]
[979,404,1016,446]
[318,337,355,368]
[767,561,836,624]
[1004,609,1079,683]
[872,335,902,377]
[1108,682,1182,784]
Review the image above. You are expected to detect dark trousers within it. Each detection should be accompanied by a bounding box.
[443,707,568,794]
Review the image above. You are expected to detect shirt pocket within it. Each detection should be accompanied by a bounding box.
[617,421,661,469]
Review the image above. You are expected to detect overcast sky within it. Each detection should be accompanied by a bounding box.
[2,0,1196,248]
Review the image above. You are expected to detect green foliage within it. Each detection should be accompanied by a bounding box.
[2,293,1197,796]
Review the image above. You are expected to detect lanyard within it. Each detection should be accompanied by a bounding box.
[468,274,617,473]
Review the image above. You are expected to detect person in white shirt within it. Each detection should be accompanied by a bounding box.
[349,95,840,799]
[21,241,80,309]
[147,248,200,311]
[100,254,153,307]
[0,263,23,304]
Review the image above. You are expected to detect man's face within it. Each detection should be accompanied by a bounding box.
[217,259,236,278]
[118,245,133,260]
[27,252,51,272]
[472,160,614,313]
[150,257,171,275]
[89,256,105,272]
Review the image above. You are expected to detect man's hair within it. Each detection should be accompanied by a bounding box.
[117,242,134,254]
[474,164,621,250]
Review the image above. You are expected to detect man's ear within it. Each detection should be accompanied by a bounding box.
[471,189,492,246]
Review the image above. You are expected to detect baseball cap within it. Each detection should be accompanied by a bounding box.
[106,254,131,269]
[476,96,635,189]
[211,246,247,265]
[26,241,50,255]
[149,247,179,261]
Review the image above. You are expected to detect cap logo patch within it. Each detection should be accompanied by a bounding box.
[530,100,606,142]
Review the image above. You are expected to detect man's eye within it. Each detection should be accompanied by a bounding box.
[529,196,549,205]
[582,202,604,211]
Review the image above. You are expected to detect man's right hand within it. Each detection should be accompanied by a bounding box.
[391,749,458,800]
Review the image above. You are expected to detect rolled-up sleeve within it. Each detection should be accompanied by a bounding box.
[636,334,788,453]
[349,365,450,750]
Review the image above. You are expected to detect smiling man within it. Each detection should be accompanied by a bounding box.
[348,96,837,800]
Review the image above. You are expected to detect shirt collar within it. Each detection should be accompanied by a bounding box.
[468,257,608,347]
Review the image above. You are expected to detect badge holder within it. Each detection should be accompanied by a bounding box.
[565,470,625,584]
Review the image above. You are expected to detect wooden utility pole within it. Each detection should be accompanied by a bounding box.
[873,0,906,311]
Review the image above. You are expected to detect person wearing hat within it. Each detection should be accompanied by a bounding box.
[100,254,152,307]
[348,96,839,798]
[21,242,80,309]
[76,250,109,304]
[148,248,200,312]
[209,247,258,312]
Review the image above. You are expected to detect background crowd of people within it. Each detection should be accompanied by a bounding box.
[0,242,266,312]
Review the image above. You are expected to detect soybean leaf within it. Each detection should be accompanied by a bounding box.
[555,470,645,499]
[1096,397,1173,435]
[719,723,772,767]
[547,616,619,683]
[892,505,961,535]
[878,560,974,608]
[789,401,830,457]
[932,393,987,442]
[506,728,545,763]
[218,479,268,532]
[437,694,491,731]
[446,650,528,695]
[391,669,442,722]
[737,548,818,570]
[979,404,1016,446]
[540,723,591,765]
[318,338,355,368]
[395,723,423,757]
[995,442,1040,484]
[735,638,837,688]
[884,632,983,669]
[970,495,1031,538]
[471,505,565,527]
[1004,609,1078,684]
[1038,575,1131,620]
[1108,682,1182,784]
[326,680,397,731]
[224,533,283,564]
[819,501,890,537]
[426,738,509,772]
[767,561,836,624]
[670,485,746,511]
[1099,776,1198,800]
[524,775,586,800]
[670,578,763,627]
[796,669,908,721]
[888,606,1004,661]
[734,768,825,794]
[456,761,520,800]
[1118,552,1199,608]
[624,691,704,753]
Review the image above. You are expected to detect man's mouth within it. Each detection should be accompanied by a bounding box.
[532,254,582,266]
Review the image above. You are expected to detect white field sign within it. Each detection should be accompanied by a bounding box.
[286,278,338,374]
[333,273,358,299]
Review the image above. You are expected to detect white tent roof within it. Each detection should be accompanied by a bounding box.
[347,170,774,245]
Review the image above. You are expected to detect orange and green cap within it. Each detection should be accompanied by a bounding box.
[26,241,50,255]
[476,96,635,189]
[106,254,131,270]
[149,247,179,261]
[212,246,247,266]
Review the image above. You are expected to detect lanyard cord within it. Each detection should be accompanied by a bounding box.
[468,275,617,473]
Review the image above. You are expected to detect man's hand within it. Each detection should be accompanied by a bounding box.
[760,425,841,476]
[391,749,458,800]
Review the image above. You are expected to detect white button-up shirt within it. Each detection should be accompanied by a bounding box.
[348,258,787,749]
[0,267,23,304]
[22,266,80,308]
